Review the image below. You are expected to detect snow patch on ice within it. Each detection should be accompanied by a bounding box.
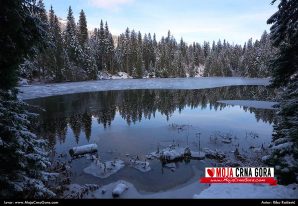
[112,183,129,198]
[194,184,298,199]
[203,148,226,160]
[84,159,124,179]
[217,100,279,110]
[129,159,151,173]
[147,145,205,162]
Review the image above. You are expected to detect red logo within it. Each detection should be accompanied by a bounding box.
[207,168,215,177]
[200,167,278,186]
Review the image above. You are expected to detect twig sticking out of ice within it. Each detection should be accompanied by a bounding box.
[203,148,226,161]
[112,183,129,198]
[164,163,176,169]
[69,144,98,156]
[84,159,125,179]
[146,152,160,160]
[147,145,206,163]
[160,147,190,162]
[191,151,206,160]
[129,159,151,173]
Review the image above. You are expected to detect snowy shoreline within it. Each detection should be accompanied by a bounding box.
[65,179,298,199]
[18,77,270,100]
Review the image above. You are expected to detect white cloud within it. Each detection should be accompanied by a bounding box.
[88,0,134,10]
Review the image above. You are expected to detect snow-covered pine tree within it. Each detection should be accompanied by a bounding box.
[123,28,131,75]
[0,90,55,198]
[98,20,106,72]
[78,10,88,48]
[114,34,125,73]
[129,29,138,76]
[90,28,100,76]
[104,22,115,74]
[51,13,67,81]
[37,0,51,80]
[0,0,55,198]
[19,0,51,81]
[82,40,98,80]
[77,10,98,80]
[64,6,85,81]
[143,34,150,71]
[264,0,298,184]
[135,31,143,78]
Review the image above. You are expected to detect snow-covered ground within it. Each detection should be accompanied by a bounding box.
[98,71,133,80]
[65,179,298,199]
[18,77,270,100]
[217,100,279,109]
[194,184,298,199]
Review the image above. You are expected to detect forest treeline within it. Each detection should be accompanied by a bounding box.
[20,1,276,82]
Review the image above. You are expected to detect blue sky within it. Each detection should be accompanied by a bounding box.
[43,0,278,45]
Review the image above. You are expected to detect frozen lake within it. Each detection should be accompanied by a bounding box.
[18,77,270,100]
[26,84,277,194]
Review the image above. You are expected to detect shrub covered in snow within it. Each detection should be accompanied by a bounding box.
[0,90,55,198]
[264,77,298,184]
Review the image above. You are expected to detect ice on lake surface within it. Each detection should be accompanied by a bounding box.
[26,85,276,192]
[18,77,270,100]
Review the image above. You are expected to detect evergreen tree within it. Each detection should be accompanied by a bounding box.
[64,6,85,81]
[264,0,298,184]
[0,0,55,198]
[0,0,46,88]
[78,10,88,48]
[52,14,66,81]
[98,20,106,71]
[136,31,143,78]
[19,0,50,81]
[104,22,115,74]
[267,0,298,87]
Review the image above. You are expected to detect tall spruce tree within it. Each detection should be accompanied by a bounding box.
[104,22,115,74]
[0,0,45,88]
[51,10,66,81]
[98,20,106,71]
[64,6,85,81]
[136,31,143,78]
[78,10,88,48]
[0,0,55,198]
[264,0,298,184]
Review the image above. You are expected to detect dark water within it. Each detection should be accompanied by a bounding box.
[27,86,276,192]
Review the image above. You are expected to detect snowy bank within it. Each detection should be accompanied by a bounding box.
[98,71,133,80]
[74,179,207,199]
[217,100,278,110]
[65,180,297,199]
[18,77,270,100]
[194,184,298,199]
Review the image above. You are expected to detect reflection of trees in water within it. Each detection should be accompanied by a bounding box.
[29,86,277,146]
